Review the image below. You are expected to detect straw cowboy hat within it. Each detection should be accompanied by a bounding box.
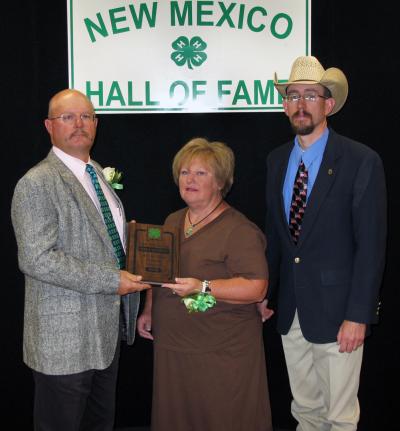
[274,56,348,115]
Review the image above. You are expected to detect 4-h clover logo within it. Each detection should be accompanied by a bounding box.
[171,36,207,69]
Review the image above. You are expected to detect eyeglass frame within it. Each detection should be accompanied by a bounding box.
[48,112,97,123]
[284,93,330,103]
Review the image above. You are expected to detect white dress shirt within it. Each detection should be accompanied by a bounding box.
[52,146,125,249]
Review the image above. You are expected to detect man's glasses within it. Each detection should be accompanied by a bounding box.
[48,113,96,124]
[285,93,329,103]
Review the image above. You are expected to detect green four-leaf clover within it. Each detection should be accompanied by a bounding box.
[171,36,207,69]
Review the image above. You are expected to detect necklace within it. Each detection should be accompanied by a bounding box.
[185,199,223,237]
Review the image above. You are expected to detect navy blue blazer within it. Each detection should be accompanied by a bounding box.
[266,129,387,343]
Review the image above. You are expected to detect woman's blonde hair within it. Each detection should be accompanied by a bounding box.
[172,138,234,197]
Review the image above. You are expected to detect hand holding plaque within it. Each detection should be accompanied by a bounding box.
[126,222,179,285]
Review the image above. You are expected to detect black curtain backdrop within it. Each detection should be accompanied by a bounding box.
[2,2,397,430]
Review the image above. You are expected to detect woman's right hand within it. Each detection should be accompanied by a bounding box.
[137,311,154,340]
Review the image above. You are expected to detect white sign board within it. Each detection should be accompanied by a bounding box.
[68,0,311,113]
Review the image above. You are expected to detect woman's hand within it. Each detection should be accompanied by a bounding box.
[256,299,274,322]
[137,310,154,340]
[162,277,202,297]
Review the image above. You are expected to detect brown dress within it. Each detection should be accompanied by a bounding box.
[151,207,272,431]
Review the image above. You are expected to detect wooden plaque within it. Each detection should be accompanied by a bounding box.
[126,222,179,285]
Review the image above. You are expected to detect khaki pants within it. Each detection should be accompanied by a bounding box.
[282,312,363,431]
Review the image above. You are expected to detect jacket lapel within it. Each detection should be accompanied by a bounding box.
[47,151,116,256]
[277,144,295,247]
[297,131,343,248]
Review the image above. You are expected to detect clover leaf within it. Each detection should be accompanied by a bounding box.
[171,36,208,70]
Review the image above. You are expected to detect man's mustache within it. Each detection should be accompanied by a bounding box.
[293,110,312,119]
[293,111,312,118]
[69,130,90,139]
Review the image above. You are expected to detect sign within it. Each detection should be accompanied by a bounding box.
[68,0,311,113]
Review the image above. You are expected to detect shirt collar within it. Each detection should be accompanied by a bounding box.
[293,128,329,169]
[52,146,92,181]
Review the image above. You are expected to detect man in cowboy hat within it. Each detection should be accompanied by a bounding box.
[258,56,387,430]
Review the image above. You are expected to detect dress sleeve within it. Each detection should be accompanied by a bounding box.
[224,222,268,280]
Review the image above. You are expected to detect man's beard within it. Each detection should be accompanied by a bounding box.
[290,112,315,136]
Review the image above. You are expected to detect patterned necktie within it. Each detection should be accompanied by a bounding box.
[289,161,308,244]
[86,164,125,269]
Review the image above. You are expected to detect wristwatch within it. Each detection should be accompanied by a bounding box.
[201,280,211,293]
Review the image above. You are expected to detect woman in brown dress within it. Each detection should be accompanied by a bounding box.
[137,138,273,431]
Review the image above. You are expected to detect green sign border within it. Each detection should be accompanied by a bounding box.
[68,0,310,113]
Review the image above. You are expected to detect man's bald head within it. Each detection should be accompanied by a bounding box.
[44,89,98,162]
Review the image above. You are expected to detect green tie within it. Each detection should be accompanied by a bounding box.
[86,164,125,269]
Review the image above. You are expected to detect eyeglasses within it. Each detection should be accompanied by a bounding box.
[285,93,329,103]
[48,113,96,124]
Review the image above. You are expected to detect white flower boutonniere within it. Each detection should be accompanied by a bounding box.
[103,167,123,190]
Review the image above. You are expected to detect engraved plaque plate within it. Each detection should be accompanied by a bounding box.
[126,222,179,285]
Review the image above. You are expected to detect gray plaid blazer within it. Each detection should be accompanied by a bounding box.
[11,150,139,375]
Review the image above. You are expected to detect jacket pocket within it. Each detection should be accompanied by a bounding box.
[39,294,81,315]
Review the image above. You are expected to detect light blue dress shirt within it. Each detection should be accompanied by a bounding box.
[283,128,329,222]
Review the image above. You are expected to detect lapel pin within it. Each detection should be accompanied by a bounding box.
[328,168,333,175]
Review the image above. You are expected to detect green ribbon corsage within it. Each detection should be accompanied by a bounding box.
[182,292,216,313]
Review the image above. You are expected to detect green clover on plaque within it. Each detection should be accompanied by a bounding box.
[171,36,207,70]
[148,228,161,240]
